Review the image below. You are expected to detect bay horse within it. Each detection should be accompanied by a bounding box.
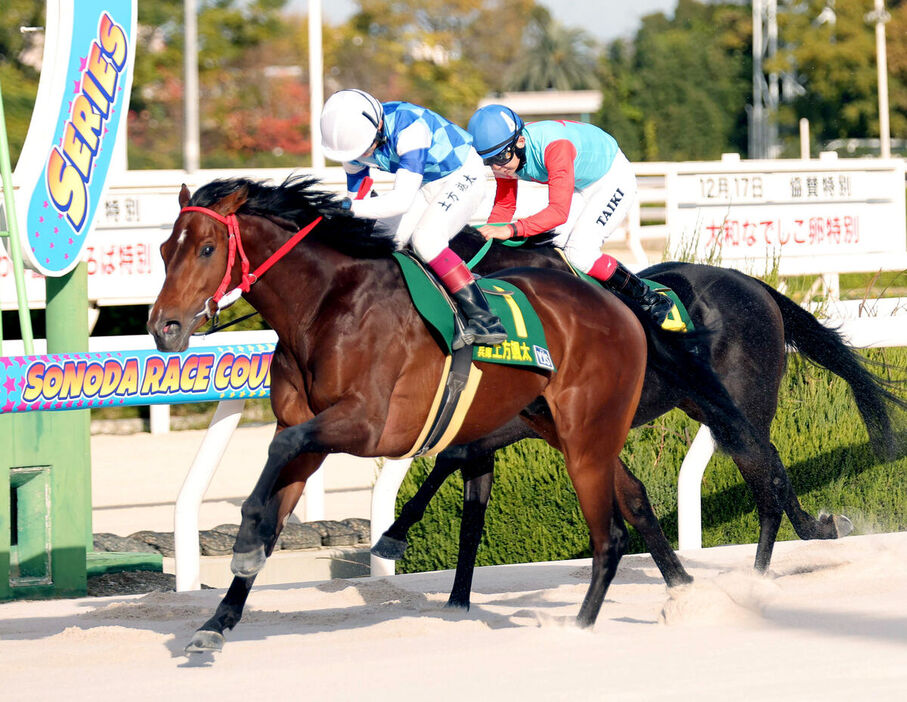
[375,229,907,609]
[148,176,761,652]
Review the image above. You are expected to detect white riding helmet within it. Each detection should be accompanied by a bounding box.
[320,89,384,162]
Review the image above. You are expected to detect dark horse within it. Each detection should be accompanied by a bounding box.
[372,228,907,609]
[147,176,760,652]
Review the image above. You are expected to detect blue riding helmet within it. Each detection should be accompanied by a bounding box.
[467,105,524,162]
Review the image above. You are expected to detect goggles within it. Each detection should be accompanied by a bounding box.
[362,109,386,153]
[483,143,517,167]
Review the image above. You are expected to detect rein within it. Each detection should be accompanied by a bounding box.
[180,205,322,327]
[466,236,528,270]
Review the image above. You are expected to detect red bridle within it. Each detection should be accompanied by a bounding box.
[179,205,322,319]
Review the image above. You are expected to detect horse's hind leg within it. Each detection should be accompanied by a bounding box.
[447,456,495,610]
[614,460,692,587]
[767,445,852,541]
[373,418,532,560]
[724,441,787,572]
[730,441,848,572]
[565,455,625,628]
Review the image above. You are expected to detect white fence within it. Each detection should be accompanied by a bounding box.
[5,157,904,310]
[165,310,907,591]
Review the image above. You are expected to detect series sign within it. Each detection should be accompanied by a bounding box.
[665,159,907,275]
[7,1,137,277]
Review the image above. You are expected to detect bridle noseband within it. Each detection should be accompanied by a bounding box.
[179,205,322,325]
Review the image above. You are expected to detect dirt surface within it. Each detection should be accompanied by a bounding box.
[3,532,906,701]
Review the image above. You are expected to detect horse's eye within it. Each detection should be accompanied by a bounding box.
[200,244,215,258]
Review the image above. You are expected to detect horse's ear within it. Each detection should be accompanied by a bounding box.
[212,185,249,216]
[179,184,191,208]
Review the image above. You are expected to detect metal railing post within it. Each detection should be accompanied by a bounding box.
[0,78,35,354]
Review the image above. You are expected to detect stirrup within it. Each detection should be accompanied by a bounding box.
[451,315,474,350]
[466,317,507,347]
[651,296,686,333]
[470,329,508,346]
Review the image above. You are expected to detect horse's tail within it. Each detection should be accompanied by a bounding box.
[635,314,765,457]
[755,280,907,460]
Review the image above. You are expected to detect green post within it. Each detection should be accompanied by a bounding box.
[0,418,10,599]
[44,263,93,592]
[0,266,91,600]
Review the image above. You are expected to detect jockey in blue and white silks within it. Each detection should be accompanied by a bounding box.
[466,104,683,332]
[320,90,505,348]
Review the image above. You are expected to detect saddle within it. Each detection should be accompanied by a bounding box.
[390,251,556,458]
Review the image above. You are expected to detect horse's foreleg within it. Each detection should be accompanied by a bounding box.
[186,574,256,653]
[613,460,692,587]
[188,455,315,653]
[447,457,495,610]
[232,422,328,576]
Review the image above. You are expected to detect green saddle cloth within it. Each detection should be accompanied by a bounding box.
[392,252,556,372]
[570,267,694,332]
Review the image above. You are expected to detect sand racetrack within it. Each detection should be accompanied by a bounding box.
[2,532,906,701]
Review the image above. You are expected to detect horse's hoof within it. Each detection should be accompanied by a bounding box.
[445,599,470,611]
[833,515,854,538]
[666,572,694,588]
[185,629,224,653]
[370,535,408,560]
[231,544,266,577]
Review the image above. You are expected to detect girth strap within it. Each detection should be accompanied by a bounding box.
[394,345,483,459]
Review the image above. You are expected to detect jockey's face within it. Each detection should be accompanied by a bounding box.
[490,136,525,179]
[361,119,385,159]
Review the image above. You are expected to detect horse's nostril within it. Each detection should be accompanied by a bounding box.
[162,321,182,336]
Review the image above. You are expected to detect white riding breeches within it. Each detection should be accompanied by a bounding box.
[510,151,638,274]
[376,148,488,262]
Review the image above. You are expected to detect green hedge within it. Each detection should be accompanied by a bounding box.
[395,348,907,574]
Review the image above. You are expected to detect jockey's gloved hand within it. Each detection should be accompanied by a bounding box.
[325,197,354,219]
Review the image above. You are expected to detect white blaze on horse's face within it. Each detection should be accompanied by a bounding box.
[176,228,188,247]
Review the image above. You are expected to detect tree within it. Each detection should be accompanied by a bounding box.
[322,0,537,124]
[503,5,599,91]
[777,0,907,155]
[598,0,751,161]
[0,1,45,165]
[129,0,303,169]
[885,1,907,142]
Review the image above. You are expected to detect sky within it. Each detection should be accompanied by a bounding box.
[288,0,680,44]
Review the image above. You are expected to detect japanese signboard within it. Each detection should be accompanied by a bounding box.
[665,158,907,276]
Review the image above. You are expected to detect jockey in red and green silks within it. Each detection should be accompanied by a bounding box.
[467,106,683,332]
[320,90,506,349]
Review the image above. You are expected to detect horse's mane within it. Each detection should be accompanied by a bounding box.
[189,175,398,258]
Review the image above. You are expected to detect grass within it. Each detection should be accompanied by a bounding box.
[394,346,907,574]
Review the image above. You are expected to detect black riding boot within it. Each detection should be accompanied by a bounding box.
[604,263,684,331]
[451,280,508,349]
